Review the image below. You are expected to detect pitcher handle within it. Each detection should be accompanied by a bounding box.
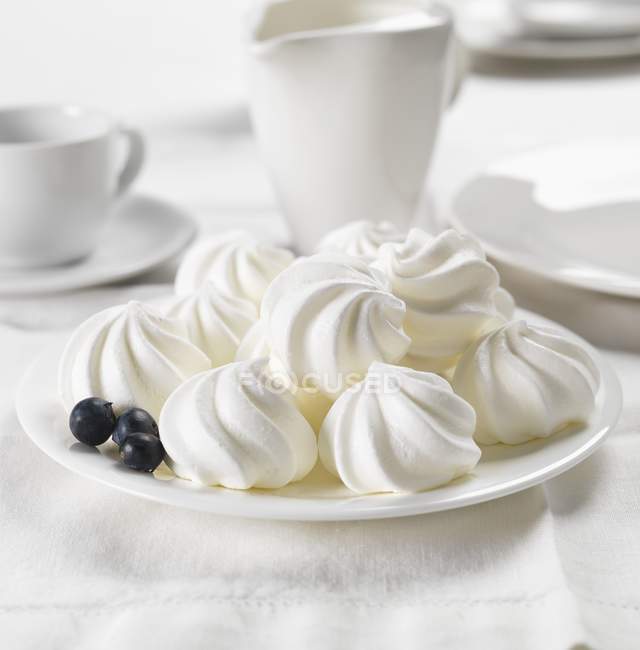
[447,36,467,106]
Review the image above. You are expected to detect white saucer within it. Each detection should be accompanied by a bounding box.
[451,139,640,299]
[0,194,197,296]
[459,0,640,60]
[16,309,621,521]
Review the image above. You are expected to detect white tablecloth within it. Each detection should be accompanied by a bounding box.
[1,290,639,650]
[2,2,640,647]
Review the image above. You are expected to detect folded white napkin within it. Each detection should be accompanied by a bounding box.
[1,287,638,650]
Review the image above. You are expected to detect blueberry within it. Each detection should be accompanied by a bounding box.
[69,398,117,446]
[120,432,165,472]
[112,407,159,447]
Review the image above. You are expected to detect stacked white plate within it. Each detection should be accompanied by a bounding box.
[450,138,640,351]
[458,0,640,60]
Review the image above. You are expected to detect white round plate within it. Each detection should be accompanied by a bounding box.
[0,194,196,296]
[451,139,640,299]
[515,0,640,39]
[458,0,640,60]
[16,310,621,521]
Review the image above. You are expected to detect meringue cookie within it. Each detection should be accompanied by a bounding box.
[235,320,270,362]
[292,387,333,433]
[262,253,411,398]
[58,301,211,418]
[373,228,509,372]
[234,322,332,431]
[166,283,257,366]
[494,287,515,320]
[316,220,405,262]
[451,320,600,445]
[159,359,318,489]
[174,231,295,306]
[319,362,480,494]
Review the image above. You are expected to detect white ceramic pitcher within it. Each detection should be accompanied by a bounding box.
[246,0,460,254]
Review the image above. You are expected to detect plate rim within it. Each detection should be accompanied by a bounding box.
[458,0,640,60]
[450,142,640,299]
[15,309,622,521]
[466,35,640,62]
[0,193,197,297]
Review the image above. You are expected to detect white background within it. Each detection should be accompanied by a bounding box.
[3,0,640,238]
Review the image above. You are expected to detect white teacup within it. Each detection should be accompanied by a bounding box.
[0,105,145,269]
[246,0,461,254]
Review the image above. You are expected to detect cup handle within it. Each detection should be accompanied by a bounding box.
[116,126,145,196]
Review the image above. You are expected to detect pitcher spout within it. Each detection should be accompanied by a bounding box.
[247,0,450,56]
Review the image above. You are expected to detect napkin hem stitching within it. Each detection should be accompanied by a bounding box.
[2,591,623,614]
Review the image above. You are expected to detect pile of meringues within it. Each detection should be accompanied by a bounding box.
[58,222,600,494]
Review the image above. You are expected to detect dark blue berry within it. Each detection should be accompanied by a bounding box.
[112,407,159,447]
[69,398,117,446]
[120,432,165,472]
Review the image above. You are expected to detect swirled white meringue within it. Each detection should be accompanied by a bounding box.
[58,301,211,418]
[165,283,257,366]
[494,287,515,320]
[159,359,318,489]
[319,362,480,494]
[373,228,509,372]
[451,320,600,445]
[262,253,411,398]
[234,321,333,431]
[235,320,270,362]
[174,231,295,306]
[316,220,405,262]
